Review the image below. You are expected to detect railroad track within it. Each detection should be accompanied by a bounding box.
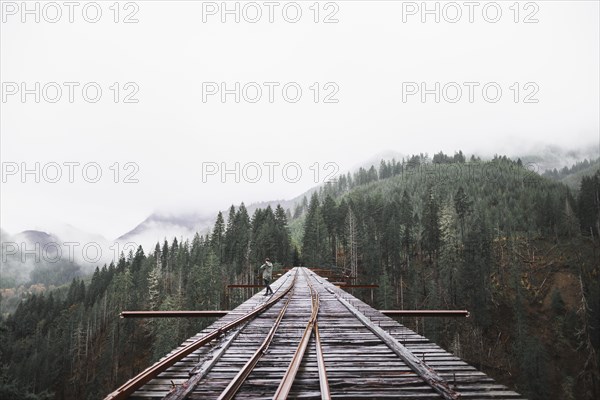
[106,268,525,399]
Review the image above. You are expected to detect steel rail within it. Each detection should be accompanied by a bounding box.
[120,311,229,318]
[163,320,250,400]
[273,268,330,400]
[216,274,298,400]
[309,270,331,400]
[381,310,470,318]
[314,323,330,400]
[322,283,460,400]
[103,269,297,400]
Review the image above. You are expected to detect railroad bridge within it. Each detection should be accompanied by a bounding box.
[106,268,524,399]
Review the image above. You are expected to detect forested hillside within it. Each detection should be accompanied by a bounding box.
[1,153,598,400]
[0,203,292,400]
[294,154,599,399]
[542,157,600,190]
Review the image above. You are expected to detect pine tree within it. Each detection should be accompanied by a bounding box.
[274,205,291,264]
[223,205,237,266]
[151,296,179,361]
[211,212,225,263]
[161,239,169,269]
[234,203,251,276]
[577,171,600,237]
[422,188,441,260]
[460,213,492,328]
[439,203,461,306]
[250,206,277,266]
[302,193,329,266]
[399,190,413,262]
[383,196,402,278]
[454,186,471,239]
[321,195,338,265]
[345,206,358,279]
[557,193,578,238]
[190,233,204,266]
[148,264,161,311]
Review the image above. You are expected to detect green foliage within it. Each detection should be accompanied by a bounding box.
[577,170,600,237]
[1,151,596,400]
[289,152,596,399]
[274,205,292,264]
[0,368,53,400]
[421,188,441,259]
[302,193,329,266]
[152,296,180,361]
[517,336,550,400]
[0,200,293,399]
[377,269,392,309]
[542,157,600,189]
[211,211,225,263]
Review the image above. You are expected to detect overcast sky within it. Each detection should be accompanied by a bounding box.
[1,0,599,240]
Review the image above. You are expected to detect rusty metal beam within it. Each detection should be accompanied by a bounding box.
[120,310,469,318]
[307,269,340,277]
[381,310,470,318]
[337,284,379,288]
[120,311,229,318]
[227,284,264,288]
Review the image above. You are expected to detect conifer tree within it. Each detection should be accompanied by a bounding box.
[454,186,471,239]
[274,205,291,264]
[211,212,225,263]
[302,193,329,266]
[422,188,441,261]
[321,195,338,265]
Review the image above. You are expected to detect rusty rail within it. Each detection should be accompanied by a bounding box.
[314,323,330,399]
[103,269,297,400]
[381,310,470,318]
[120,311,229,318]
[217,276,297,400]
[336,284,379,288]
[323,283,461,400]
[226,284,264,288]
[311,272,331,399]
[274,268,330,399]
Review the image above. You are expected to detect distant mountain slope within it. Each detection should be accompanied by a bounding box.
[9,147,594,274]
[559,162,600,189]
[1,230,81,288]
[117,147,598,250]
[115,195,314,250]
[542,158,600,190]
[516,144,598,174]
[115,212,214,245]
[0,225,117,289]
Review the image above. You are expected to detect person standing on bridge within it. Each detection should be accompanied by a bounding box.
[259,258,274,296]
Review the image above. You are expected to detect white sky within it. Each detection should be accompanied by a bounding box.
[1,0,599,240]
